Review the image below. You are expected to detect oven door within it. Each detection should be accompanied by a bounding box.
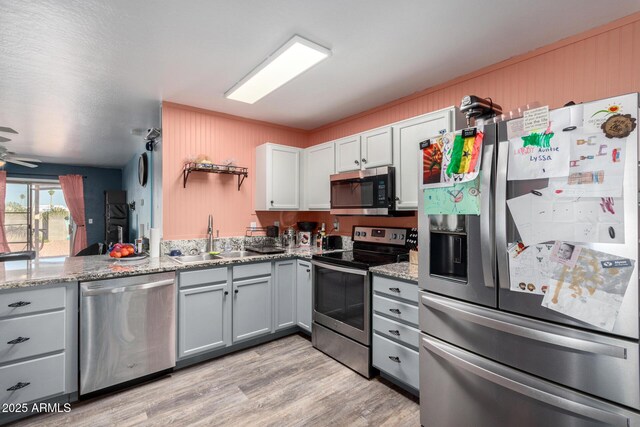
[312,260,370,345]
[329,169,391,215]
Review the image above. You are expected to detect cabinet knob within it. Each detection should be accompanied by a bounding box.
[354,160,360,165]
[395,197,400,202]
[6,382,30,392]
[234,289,239,294]
[224,291,229,296]
[8,301,30,308]
[7,337,30,345]
[306,269,310,273]
[361,158,367,164]
[270,200,274,205]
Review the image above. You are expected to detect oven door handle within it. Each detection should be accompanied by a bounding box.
[311,260,368,276]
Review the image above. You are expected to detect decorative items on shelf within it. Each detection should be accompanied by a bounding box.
[182,161,249,190]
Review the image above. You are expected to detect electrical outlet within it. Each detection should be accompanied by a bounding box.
[250,221,257,229]
[333,220,339,231]
[88,218,93,224]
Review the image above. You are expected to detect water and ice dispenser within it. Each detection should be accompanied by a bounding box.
[429,215,467,282]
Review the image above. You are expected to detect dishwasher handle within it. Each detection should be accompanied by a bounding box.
[82,278,175,296]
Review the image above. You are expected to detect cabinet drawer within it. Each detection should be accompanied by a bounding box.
[0,311,65,364]
[373,295,418,326]
[373,314,419,350]
[233,262,271,280]
[0,353,65,404]
[373,275,418,302]
[372,333,419,390]
[0,287,65,318]
[179,267,227,288]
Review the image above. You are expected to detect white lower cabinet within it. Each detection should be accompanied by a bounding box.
[232,264,273,342]
[274,260,296,330]
[372,274,419,393]
[296,260,312,332]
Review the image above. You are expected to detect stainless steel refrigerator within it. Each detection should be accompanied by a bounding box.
[418,93,640,426]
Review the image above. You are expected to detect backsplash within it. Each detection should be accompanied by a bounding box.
[161,235,352,255]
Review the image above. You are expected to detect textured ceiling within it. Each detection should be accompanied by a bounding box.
[1,0,639,167]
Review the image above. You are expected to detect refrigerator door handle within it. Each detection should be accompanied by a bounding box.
[423,336,630,427]
[479,143,495,288]
[421,294,627,359]
[495,140,510,289]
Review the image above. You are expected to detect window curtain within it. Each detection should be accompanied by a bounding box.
[59,175,87,255]
[0,171,10,252]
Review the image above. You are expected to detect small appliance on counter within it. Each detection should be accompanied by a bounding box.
[322,235,343,250]
[282,227,297,249]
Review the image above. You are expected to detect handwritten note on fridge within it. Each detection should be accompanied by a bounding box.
[523,106,549,133]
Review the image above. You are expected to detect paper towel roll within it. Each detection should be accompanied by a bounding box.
[150,227,160,258]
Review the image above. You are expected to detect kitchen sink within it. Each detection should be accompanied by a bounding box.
[170,253,221,264]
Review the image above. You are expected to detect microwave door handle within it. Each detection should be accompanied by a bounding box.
[495,140,510,289]
[480,143,495,288]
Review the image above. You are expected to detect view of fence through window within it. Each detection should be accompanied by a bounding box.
[5,180,72,258]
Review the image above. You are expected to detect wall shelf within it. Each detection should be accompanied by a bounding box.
[182,162,249,190]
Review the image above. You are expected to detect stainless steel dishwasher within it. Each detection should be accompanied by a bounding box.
[80,271,176,395]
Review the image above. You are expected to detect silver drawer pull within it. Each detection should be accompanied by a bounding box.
[388,356,401,363]
[7,337,30,345]
[388,330,401,336]
[388,287,401,293]
[389,308,401,314]
[7,382,30,392]
[8,301,31,308]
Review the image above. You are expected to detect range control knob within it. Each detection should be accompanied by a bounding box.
[400,234,405,240]
[392,234,398,239]
[355,231,361,237]
[361,232,367,237]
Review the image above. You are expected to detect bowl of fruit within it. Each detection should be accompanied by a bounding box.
[108,243,147,261]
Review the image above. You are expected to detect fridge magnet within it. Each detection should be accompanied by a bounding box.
[548,241,582,269]
[423,177,480,215]
[421,137,444,186]
[506,188,624,245]
[541,247,635,331]
[601,114,637,139]
[548,132,626,197]
[583,96,637,134]
[508,242,554,295]
[507,129,570,181]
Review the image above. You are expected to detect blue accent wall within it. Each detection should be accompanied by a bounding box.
[4,163,122,247]
[122,152,152,239]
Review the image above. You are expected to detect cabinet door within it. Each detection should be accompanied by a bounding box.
[393,110,452,210]
[361,127,393,168]
[335,135,361,172]
[296,260,312,333]
[178,282,231,358]
[306,142,335,209]
[270,145,300,209]
[232,276,272,342]
[274,260,296,330]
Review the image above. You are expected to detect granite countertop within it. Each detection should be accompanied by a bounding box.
[0,246,333,290]
[370,262,418,283]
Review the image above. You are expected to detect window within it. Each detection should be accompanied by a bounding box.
[5,179,73,258]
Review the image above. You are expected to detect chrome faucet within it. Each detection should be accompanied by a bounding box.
[206,214,214,252]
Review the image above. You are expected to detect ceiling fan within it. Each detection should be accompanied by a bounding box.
[0,127,41,168]
[0,146,41,168]
[0,126,18,144]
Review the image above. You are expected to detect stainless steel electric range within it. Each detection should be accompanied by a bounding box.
[311,226,410,378]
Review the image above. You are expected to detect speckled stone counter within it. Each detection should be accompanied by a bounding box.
[0,246,336,290]
[370,262,418,283]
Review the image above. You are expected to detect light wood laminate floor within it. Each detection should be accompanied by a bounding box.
[17,334,419,426]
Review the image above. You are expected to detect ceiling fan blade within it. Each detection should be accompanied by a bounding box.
[0,127,18,134]
[9,156,41,163]
[6,159,38,168]
[0,137,11,143]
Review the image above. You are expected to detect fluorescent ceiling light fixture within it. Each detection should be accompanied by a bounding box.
[225,35,331,104]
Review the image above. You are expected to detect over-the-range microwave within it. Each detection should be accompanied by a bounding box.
[329,166,410,216]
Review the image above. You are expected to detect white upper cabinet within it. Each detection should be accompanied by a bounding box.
[255,143,301,210]
[361,127,393,168]
[305,142,335,210]
[335,135,361,172]
[392,108,455,210]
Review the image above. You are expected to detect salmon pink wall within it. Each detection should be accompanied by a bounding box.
[163,12,640,239]
[162,102,308,240]
[308,12,640,146]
